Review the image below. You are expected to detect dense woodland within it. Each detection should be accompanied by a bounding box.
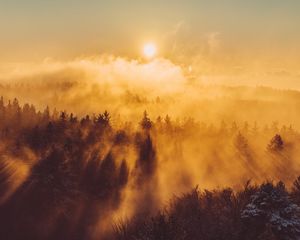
[115,181,300,240]
[1,97,300,239]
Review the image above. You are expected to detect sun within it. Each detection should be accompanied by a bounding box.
[143,43,157,59]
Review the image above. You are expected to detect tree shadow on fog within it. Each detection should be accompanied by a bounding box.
[0,147,131,240]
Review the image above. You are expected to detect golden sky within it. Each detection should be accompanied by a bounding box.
[0,0,300,87]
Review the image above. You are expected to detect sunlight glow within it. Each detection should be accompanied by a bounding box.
[143,43,157,59]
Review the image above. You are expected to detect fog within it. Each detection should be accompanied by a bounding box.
[1,56,300,239]
[1,56,300,126]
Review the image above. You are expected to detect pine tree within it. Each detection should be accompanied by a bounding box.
[241,182,300,240]
[267,134,284,152]
[140,111,152,130]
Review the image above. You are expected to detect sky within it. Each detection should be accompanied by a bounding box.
[0,0,300,86]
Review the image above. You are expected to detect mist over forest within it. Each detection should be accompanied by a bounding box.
[2,0,300,238]
[1,57,300,127]
[1,60,300,239]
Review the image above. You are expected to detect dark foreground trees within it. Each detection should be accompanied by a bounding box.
[115,181,300,240]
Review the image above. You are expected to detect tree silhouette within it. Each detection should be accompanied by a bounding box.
[268,134,284,152]
[140,111,152,130]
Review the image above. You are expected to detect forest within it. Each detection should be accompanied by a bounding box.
[0,97,300,239]
[2,0,300,239]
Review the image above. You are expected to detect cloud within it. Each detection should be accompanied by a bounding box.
[1,54,300,128]
[0,56,187,117]
[206,32,221,54]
